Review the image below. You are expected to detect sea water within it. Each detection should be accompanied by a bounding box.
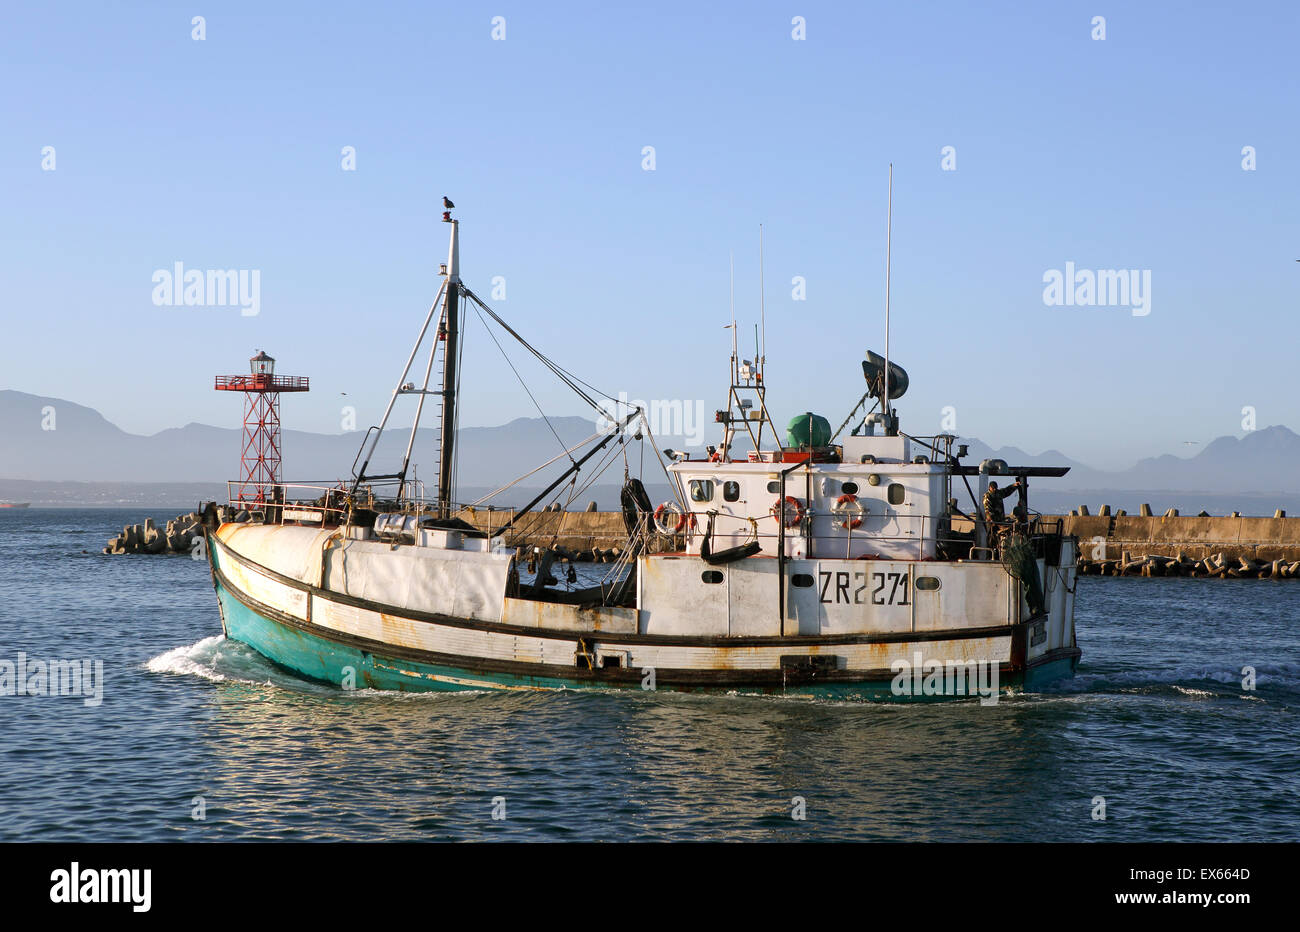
[0,508,1296,841]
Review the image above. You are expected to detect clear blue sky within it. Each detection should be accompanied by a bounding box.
[3,1,1297,469]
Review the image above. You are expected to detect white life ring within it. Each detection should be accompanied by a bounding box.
[833,493,866,530]
[653,502,687,534]
[771,495,804,528]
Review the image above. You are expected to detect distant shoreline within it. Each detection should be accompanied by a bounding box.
[5,477,1300,517]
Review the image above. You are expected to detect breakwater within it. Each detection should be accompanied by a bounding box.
[102,505,1300,576]
[1051,513,1300,578]
[460,508,1300,576]
[103,511,207,555]
[454,506,643,556]
[100,505,649,561]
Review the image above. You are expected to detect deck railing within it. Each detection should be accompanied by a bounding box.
[222,479,517,534]
[670,507,1064,563]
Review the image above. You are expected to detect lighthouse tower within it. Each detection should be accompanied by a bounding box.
[214,351,310,505]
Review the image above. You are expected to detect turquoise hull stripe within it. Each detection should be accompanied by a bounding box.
[1023,653,1079,691]
[215,580,1076,700]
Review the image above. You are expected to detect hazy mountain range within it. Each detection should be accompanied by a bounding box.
[2,389,1298,513]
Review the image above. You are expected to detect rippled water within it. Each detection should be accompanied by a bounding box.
[1,508,1296,841]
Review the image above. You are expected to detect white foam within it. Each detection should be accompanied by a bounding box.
[1053,660,1299,695]
[144,636,494,699]
[145,635,231,682]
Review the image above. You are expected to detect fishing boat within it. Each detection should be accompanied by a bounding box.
[201,201,1080,700]
[0,502,31,509]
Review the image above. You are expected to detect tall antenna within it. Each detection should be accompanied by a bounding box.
[729,251,737,359]
[883,164,893,420]
[758,224,766,374]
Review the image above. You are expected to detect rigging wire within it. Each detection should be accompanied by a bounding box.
[466,430,607,506]
[460,285,681,512]
[564,435,628,505]
[355,278,681,527]
[460,286,614,415]
[469,297,576,467]
[637,411,688,511]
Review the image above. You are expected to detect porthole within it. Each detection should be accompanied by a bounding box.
[689,479,714,503]
[887,483,905,505]
[791,573,815,588]
[915,576,941,591]
[701,570,724,584]
[841,481,859,495]
[723,480,740,502]
[766,480,781,493]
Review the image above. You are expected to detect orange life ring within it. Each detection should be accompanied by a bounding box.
[653,502,688,534]
[771,495,804,528]
[833,493,865,529]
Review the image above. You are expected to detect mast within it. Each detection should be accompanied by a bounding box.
[719,253,735,458]
[883,164,893,432]
[758,224,766,377]
[758,225,767,449]
[438,218,460,517]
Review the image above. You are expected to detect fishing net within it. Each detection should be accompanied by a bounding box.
[1003,534,1046,616]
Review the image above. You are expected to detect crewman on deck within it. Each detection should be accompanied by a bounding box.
[983,479,1021,556]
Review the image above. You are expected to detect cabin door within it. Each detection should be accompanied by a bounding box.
[783,561,821,635]
[727,559,781,637]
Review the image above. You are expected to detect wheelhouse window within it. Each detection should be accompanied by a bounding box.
[689,479,714,503]
[722,480,740,502]
[887,483,905,505]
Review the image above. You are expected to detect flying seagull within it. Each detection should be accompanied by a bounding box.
[443,196,455,209]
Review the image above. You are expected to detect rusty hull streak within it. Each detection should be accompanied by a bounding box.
[654,635,1010,672]
[500,597,637,635]
[378,611,427,647]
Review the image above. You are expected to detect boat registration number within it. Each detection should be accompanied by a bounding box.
[818,570,910,606]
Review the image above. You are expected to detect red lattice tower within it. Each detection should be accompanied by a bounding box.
[214,351,310,505]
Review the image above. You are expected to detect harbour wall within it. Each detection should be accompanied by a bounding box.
[104,505,1300,572]
[457,509,1300,560]
[1047,514,1300,562]
[466,510,1300,576]
[453,507,655,557]
[1047,514,1300,577]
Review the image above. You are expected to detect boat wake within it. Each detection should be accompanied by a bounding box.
[145,635,282,685]
[1042,660,1300,700]
[143,636,493,700]
[145,638,1299,706]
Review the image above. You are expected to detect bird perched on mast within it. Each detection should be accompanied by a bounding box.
[442,195,455,222]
